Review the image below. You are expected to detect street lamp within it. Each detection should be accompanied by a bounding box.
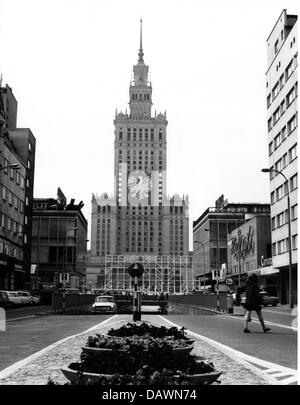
[261,168,293,309]
[0,163,21,171]
[63,226,79,282]
[194,241,206,292]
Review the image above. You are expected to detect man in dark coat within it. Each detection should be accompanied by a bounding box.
[244,273,271,333]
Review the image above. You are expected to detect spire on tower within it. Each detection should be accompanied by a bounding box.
[138,18,144,63]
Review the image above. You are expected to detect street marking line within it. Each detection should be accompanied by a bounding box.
[157,315,297,385]
[280,376,298,385]
[227,314,297,331]
[0,314,119,380]
[6,316,36,322]
[263,309,296,316]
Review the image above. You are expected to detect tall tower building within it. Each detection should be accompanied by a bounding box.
[266,10,297,304]
[88,21,191,292]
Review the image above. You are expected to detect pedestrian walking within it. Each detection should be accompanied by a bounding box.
[243,273,271,333]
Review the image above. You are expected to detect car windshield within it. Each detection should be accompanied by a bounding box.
[95,296,113,303]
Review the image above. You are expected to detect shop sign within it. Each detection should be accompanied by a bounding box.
[230,226,254,260]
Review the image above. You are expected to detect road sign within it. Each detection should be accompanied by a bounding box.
[212,270,221,281]
[59,273,69,283]
[128,263,144,278]
[225,277,234,286]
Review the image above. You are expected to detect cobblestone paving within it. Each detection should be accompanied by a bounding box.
[0,316,270,385]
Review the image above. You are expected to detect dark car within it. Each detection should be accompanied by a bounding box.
[0,291,13,309]
[241,291,279,307]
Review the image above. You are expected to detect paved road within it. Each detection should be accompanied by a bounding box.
[162,312,297,370]
[232,305,297,327]
[0,304,297,383]
[0,313,111,371]
[5,305,51,321]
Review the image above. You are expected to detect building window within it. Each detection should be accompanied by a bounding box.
[16,171,20,185]
[270,191,275,204]
[279,74,284,89]
[275,158,282,172]
[8,191,13,205]
[290,174,297,191]
[282,153,288,168]
[273,108,280,125]
[2,186,6,200]
[267,94,271,108]
[287,85,297,107]
[28,142,32,151]
[274,39,279,54]
[291,205,297,221]
[272,82,279,100]
[274,133,281,149]
[277,212,285,227]
[281,126,287,142]
[289,144,297,163]
[271,217,276,230]
[285,59,294,80]
[267,118,272,132]
[280,99,286,114]
[287,115,297,135]
[276,185,284,200]
[277,239,286,254]
[292,235,298,250]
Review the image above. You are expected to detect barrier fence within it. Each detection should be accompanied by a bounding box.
[168,293,228,313]
[52,293,96,313]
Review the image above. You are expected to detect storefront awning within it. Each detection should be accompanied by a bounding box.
[248,266,279,276]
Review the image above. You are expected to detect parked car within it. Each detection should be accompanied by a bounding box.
[260,291,279,306]
[91,295,117,313]
[5,291,23,306]
[241,291,279,307]
[0,291,13,309]
[16,291,41,305]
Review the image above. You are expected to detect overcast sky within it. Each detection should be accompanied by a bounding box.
[0,0,298,249]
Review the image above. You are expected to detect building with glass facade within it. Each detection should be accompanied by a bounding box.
[31,191,88,290]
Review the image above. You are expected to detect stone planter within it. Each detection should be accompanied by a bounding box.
[61,361,222,385]
[81,344,194,357]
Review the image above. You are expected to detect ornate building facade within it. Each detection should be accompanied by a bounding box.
[88,21,192,292]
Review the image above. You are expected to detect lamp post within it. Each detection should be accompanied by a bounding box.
[261,168,293,309]
[194,241,206,292]
[63,226,79,281]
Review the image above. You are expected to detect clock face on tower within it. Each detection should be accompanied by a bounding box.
[128,170,152,206]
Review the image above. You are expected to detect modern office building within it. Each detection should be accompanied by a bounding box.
[88,21,192,292]
[266,10,298,304]
[31,189,88,290]
[193,195,270,290]
[0,83,36,290]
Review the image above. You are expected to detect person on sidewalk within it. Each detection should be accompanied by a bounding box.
[243,273,271,333]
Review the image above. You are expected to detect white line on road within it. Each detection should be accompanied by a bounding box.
[6,315,36,322]
[158,315,298,385]
[262,309,296,316]
[226,314,297,331]
[0,314,119,380]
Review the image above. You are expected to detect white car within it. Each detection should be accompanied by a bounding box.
[5,291,23,306]
[91,295,117,313]
[16,291,41,305]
